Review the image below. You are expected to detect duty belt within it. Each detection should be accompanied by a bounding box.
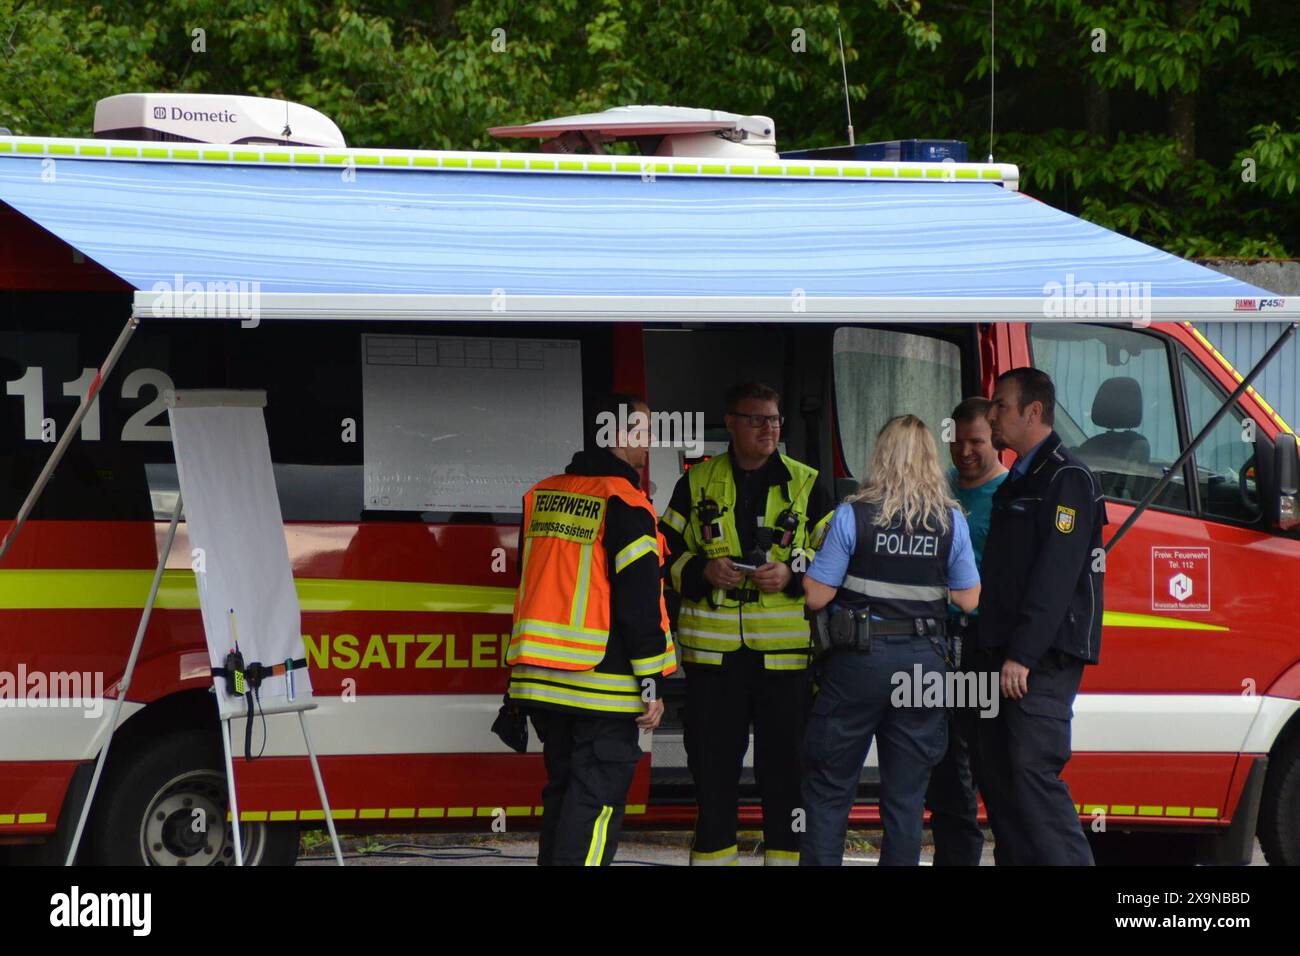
[810,606,947,657]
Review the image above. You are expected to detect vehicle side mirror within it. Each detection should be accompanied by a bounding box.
[1275,433,1299,531]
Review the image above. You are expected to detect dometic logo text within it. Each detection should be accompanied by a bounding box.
[167,107,237,123]
[50,886,151,936]
[302,633,510,670]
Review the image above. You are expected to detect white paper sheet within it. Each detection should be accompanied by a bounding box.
[362,334,583,513]
[166,391,312,718]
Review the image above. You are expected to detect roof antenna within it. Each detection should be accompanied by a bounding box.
[282,98,292,143]
[987,0,996,162]
[837,25,855,147]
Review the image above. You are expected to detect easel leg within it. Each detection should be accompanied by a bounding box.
[65,490,183,866]
[222,719,245,866]
[298,711,345,866]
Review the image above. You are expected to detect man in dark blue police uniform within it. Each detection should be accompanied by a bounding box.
[975,367,1104,866]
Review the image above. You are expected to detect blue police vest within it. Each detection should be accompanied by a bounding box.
[834,500,953,621]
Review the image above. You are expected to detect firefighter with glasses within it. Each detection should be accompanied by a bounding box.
[660,382,833,866]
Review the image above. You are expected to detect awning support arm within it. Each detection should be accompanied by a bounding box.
[0,314,139,563]
[1105,321,1297,553]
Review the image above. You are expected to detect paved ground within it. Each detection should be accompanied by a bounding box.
[298,831,1270,866]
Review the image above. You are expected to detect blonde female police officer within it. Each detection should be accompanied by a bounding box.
[801,415,980,865]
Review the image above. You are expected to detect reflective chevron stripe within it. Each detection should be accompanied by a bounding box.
[614,535,658,573]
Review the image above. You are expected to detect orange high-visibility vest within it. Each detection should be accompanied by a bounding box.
[508,473,671,673]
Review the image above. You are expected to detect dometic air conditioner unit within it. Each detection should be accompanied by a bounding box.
[94,93,346,147]
[489,106,777,160]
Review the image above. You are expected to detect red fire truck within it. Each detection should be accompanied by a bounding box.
[0,98,1296,865]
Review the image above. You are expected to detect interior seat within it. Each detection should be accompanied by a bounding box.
[1076,377,1151,497]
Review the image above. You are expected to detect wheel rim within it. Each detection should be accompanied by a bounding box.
[139,769,264,866]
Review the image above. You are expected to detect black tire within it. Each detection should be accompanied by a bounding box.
[81,729,299,866]
[1259,733,1300,865]
[1085,828,1197,865]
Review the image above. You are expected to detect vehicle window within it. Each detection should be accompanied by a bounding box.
[1029,324,1188,509]
[1,306,192,521]
[832,328,961,479]
[1180,355,1264,524]
[2,299,605,524]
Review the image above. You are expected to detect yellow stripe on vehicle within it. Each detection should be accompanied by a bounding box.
[0,812,48,825]
[0,136,1017,185]
[1074,803,1219,818]
[228,806,550,823]
[1102,611,1228,632]
[0,569,517,615]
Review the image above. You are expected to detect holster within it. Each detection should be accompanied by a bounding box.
[947,613,972,669]
[809,606,835,657]
[808,606,873,656]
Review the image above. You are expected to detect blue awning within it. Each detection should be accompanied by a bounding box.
[0,149,1288,321]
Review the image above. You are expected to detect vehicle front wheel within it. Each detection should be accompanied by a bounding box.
[1259,734,1300,866]
[82,729,299,866]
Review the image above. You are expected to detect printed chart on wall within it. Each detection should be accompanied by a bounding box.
[362,334,583,513]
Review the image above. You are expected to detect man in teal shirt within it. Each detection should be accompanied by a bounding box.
[925,397,1008,865]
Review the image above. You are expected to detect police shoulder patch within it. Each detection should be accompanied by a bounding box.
[1055,505,1076,534]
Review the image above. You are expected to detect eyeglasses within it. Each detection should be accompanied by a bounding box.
[729,413,784,428]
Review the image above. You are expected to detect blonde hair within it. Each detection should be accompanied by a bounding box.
[847,415,957,533]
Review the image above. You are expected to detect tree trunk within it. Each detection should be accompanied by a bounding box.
[1168,0,1197,165]
[1085,79,1110,141]
[433,0,457,36]
[1169,91,1196,165]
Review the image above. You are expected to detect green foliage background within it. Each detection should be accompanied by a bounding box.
[1,0,1296,257]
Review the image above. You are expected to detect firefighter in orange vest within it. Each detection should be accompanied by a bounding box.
[503,394,676,866]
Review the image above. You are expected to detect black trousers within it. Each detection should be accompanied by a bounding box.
[528,708,642,866]
[924,698,985,866]
[801,637,950,866]
[970,647,1095,866]
[684,649,810,862]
